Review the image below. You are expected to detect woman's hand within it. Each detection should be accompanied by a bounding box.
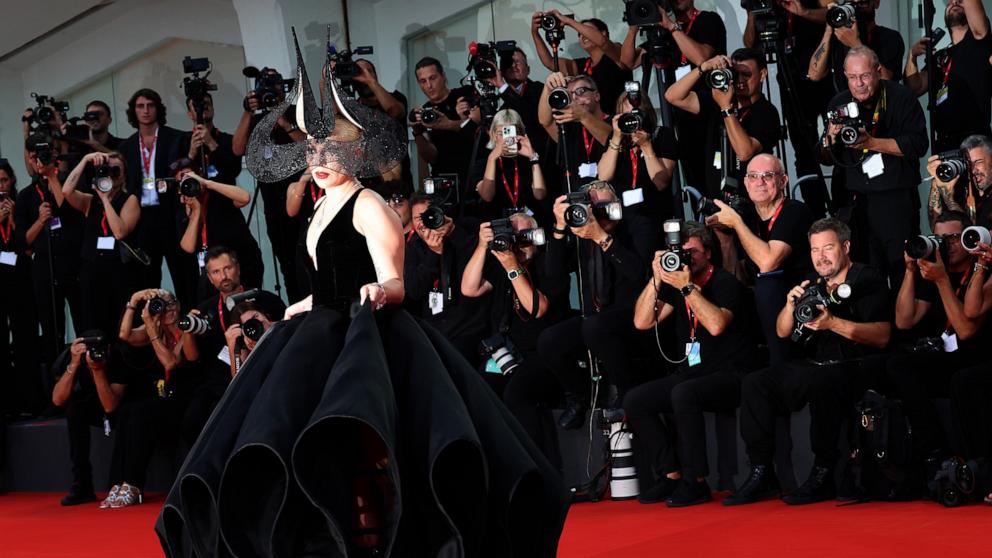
[517,135,536,159]
[360,282,388,310]
[284,295,313,319]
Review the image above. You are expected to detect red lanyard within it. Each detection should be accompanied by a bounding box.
[583,58,593,76]
[309,180,324,203]
[766,200,785,233]
[199,192,209,249]
[517,82,527,96]
[684,265,714,340]
[140,132,156,177]
[217,295,226,331]
[582,128,594,161]
[35,185,45,203]
[406,229,416,242]
[498,158,520,206]
[943,59,953,87]
[629,149,639,188]
[100,213,109,236]
[0,220,11,247]
[680,9,701,65]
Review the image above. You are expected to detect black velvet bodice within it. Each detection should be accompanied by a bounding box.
[304,189,377,312]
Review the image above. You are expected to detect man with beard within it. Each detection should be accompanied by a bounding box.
[725,218,892,506]
[537,74,612,185]
[927,134,992,228]
[905,0,992,153]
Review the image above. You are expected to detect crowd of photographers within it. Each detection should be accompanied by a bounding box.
[2,0,992,510]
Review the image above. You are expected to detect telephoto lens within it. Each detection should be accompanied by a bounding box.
[420,205,446,230]
[548,87,571,110]
[935,150,968,182]
[826,3,856,28]
[961,226,991,254]
[905,235,944,261]
[177,314,211,335]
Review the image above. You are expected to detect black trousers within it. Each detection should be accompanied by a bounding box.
[777,62,834,219]
[741,359,862,468]
[848,189,919,292]
[137,206,199,309]
[537,306,643,400]
[949,362,992,460]
[111,394,190,489]
[754,273,796,365]
[78,259,139,335]
[0,267,41,415]
[625,366,742,486]
[502,353,564,472]
[259,181,304,303]
[66,393,115,488]
[32,255,82,372]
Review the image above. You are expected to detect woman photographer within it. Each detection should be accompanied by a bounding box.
[62,151,141,335]
[106,288,200,508]
[475,109,548,221]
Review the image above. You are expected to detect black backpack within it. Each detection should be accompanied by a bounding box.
[842,390,923,501]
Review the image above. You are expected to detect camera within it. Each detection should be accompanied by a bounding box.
[931,457,979,507]
[327,44,375,97]
[158,176,202,197]
[419,204,447,231]
[29,92,70,127]
[826,102,863,146]
[623,0,670,27]
[935,150,968,182]
[705,68,737,92]
[696,182,748,217]
[827,1,858,29]
[243,66,293,109]
[0,192,9,202]
[79,334,109,364]
[962,225,991,254]
[177,314,211,335]
[548,87,571,111]
[147,296,168,316]
[467,40,516,81]
[539,12,571,44]
[33,142,56,166]
[563,191,623,228]
[480,333,522,375]
[487,218,546,252]
[423,175,455,196]
[660,219,690,273]
[908,336,944,355]
[92,164,120,194]
[181,56,217,123]
[617,82,646,135]
[241,318,266,342]
[410,104,441,126]
[792,281,852,325]
[905,234,947,262]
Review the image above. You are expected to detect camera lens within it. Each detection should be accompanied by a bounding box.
[936,159,967,182]
[421,107,440,125]
[180,177,201,197]
[421,205,446,230]
[148,297,167,316]
[827,4,856,28]
[617,112,643,135]
[794,301,818,324]
[241,318,265,341]
[37,107,54,122]
[540,14,558,30]
[489,236,511,252]
[660,251,683,273]
[95,177,113,194]
[564,203,590,228]
[839,126,860,145]
[962,226,992,253]
[696,198,720,217]
[705,69,734,92]
[905,235,939,260]
[548,88,571,111]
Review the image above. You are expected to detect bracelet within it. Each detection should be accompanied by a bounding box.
[148,335,160,343]
[126,303,136,311]
[608,141,622,151]
[373,282,387,310]
[974,261,990,275]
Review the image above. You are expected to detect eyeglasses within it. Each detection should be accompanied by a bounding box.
[572,86,597,97]
[941,232,962,242]
[744,171,784,183]
[844,72,877,84]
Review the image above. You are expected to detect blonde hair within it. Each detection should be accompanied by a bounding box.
[486,109,526,150]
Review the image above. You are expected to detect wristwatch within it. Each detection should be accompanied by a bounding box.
[720,107,739,118]
[507,268,525,280]
[680,283,696,297]
[530,154,540,164]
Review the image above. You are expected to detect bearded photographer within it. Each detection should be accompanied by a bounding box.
[232,67,307,303]
[821,47,929,291]
[666,49,782,200]
[61,151,141,334]
[405,194,490,365]
[180,93,241,186]
[475,109,548,220]
[927,135,992,229]
[626,222,756,507]
[884,211,990,467]
[537,181,657,429]
[906,0,992,153]
[808,0,904,90]
[725,218,892,506]
[538,73,612,185]
[706,154,815,364]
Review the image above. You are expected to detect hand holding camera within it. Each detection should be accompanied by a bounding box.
[703,199,745,231]
[916,247,948,283]
[0,197,13,221]
[926,153,964,191]
[36,202,52,225]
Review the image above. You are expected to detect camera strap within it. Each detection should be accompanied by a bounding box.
[217,295,227,331]
[200,192,210,249]
[765,199,785,233]
[582,58,594,76]
[684,265,714,341]
[679,9,702,66]
[498,158,520,206]
[863,88,886,155]
[140,130,157,179]
[629,148,639,188]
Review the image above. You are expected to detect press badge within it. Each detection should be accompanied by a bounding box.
[197,250,207,270]
[97,236,116,250]
[622,188,644,207]
[429,290,444,315]
[207,164,219,179]
[103,417,111,437]
[936,86,949,106]
[0,252,16,266]
[686,341,701,367]
[217,346,232,366]
[49,217,61,230]
[578,162,598,178]
[941,332,959,353]
[862,153,884,179]
[675,64,692,81]
[712,151,722,170]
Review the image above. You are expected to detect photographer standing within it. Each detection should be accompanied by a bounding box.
[538,181,657,428]
[927,135,992,229]
[61,152,141,334]
[82,100,123,153]
[820,47,929,290]
[180,93,242,186]
[475,109,547,220]
[627,222,756,506]
[51,333,129,506]
[352,59,412,186]
[808,0,904,90]
[706,154,814,364]
[538,73,612,185]
[905,0,992,153]
[725,218,891,506]
[666,49,782,200]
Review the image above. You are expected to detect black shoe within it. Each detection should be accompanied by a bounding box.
[782,465,835,505]
[558,396,588,430]
[723,464,779,506]
[637,477,679,504]
[61,485,97,506]
[666,479,712,508]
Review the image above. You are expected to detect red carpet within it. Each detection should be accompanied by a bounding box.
[0,491,988,556]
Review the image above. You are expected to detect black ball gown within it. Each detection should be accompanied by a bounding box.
[155,189,570,558]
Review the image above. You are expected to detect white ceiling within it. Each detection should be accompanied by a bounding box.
[0,0,118,64]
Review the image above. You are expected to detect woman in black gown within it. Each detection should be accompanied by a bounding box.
[156,29,569,558]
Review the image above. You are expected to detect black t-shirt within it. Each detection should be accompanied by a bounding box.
[193,289,285,377]
[557,114,611,186]
[926,29,992,151]
[180,191,256,261]
[828,24,905,93]
[913,268,988,356]
[574,56,634,114]
[801,262,891,362]
[826,80,929,193]
[179,129,242,186]
[500,79,550,155]
[659,267,755,373]
[743,198,815,286]
[422,86,482,186]
[65,342,132,399]
[482,155,541,220]
[13,177,85,276]
[609,126,678,221]
[644,10,727,70]
[80,191,136,262]
[703,94,781,198]
[102,135,124,152]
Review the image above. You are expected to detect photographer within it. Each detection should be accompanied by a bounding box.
[61,151,141,334]
[627,222,756,506]
[111,288,200,508]
[475,109,547,220]
[405,193,490,365]
[490,48,549,153]
[531,11,632,112]
[233,67,307,302]
[706,154,814,364]
[410,57,480,189]
[666,49,782,199]
[171,158,263,297]
[906,0,992,152]
[927,136,992,230]
[538,181,657,429]
[598,91,678,221]
[887,211,989,463]
[726,218,891,506]
[51,333,129,506]
[807,0,904,90]
[222,299,283,379]
[118,88,195,307]
[15,133,84,370]
[82,100,123,152]
[537,73,612,184]
[180,93,242,186]
[820,47,929,290]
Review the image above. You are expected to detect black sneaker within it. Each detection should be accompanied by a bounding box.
[558,395,588,430]
[61,485,97,506]
[781,465,835,505]
[666,479,712,508]
[723,464,779,506]
[637,477,679,504]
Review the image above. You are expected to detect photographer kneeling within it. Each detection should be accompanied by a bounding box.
[222,299,283,378]
[626,221,756,507]
[461,212,569,466]
[52,333,128,506]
